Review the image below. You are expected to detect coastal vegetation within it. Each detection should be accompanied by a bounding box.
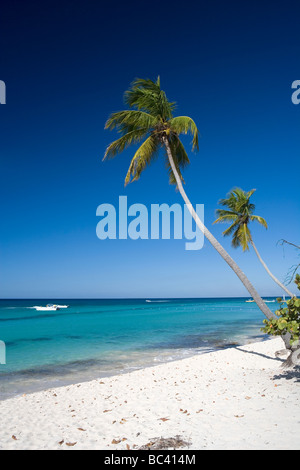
[262,275,300,367]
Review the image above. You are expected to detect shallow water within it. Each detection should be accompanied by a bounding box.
[0,298,279,399]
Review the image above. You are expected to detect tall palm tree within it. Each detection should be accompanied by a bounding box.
[103,77,276,322]
[214,188,294,297]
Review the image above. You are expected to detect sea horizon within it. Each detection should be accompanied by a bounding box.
[0,295,284,300]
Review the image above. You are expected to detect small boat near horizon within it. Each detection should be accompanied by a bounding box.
[34,304,62,311]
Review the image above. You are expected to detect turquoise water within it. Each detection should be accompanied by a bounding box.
[0,298,279,399]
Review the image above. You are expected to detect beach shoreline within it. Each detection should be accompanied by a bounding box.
[0,337,299,450]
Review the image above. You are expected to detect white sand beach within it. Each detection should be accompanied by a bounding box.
[0,337,299,450]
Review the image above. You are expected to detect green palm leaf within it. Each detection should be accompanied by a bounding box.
[125,135,161,186]
[165,134,193,185]
[104,77,199,186]
[105,110,158,133]
[103,128,149,160]
[250,215,268,229]
[214,187,267,251]
[169,116,199,151]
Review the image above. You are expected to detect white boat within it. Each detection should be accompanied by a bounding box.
[34,304,60,311]
[245,299,255,303]
[55,305,69,308]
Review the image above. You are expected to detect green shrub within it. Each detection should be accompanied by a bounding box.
[261,274,300,346]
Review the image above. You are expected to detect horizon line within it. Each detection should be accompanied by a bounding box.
[0,295,284,301]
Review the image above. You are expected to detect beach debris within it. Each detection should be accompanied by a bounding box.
[158,417,169,421]
[103,409,112,413]
[136,436,190,450]
[77,428,86,432]
[11,435,17,440]
[58,440,64,445]
[66,442,77,447]
[112,438,121,444]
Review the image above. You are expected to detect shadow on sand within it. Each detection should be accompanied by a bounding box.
[235,346,300,383]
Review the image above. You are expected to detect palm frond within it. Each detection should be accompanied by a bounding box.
[231,228,241,249]
[103,128,149,160]
[105,110,158,134]
[213,214,237,224]
[124,78,176,120]
[169,135,190,168]
[250,215,268,229]
[218,194,238,210]
[246,188,256,199]
[222,221,239,237]
[165,136,189,185]
[125,135,161,185]
[236,223,252,251]
[169,116,199,151]
[214,212,238,224]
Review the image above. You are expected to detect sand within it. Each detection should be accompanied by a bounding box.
[0,337,299,450]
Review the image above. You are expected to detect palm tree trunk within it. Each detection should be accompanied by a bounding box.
[250,240,294,298]
[162,136,277,322]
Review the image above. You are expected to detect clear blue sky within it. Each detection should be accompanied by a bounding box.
[0,0,299,298]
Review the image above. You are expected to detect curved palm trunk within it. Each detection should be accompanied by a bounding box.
[163,136,276,322]
[250,240,294,298]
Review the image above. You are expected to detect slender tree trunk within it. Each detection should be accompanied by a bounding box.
[250,240,294,298]
[163,136,277,322]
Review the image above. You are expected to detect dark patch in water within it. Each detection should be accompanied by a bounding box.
[5,337,53,347]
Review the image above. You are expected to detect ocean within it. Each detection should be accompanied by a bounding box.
[0,298,279,400]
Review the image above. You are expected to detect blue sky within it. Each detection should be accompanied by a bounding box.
[0,0,299,298]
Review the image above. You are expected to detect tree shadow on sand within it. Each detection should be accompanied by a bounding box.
[235,346,284,363]
[235,346,300,383]
[272,367,300,383]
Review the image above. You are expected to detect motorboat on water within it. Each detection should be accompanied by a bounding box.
[245,299,255,303]
[34,304,60,311]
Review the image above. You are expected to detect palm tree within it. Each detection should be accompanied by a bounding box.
[103,77,276,322]
[214,188,294,297]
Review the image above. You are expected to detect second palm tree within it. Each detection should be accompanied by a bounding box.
[214,187,294,297]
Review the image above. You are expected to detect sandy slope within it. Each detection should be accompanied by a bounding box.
[0,337,299,450]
